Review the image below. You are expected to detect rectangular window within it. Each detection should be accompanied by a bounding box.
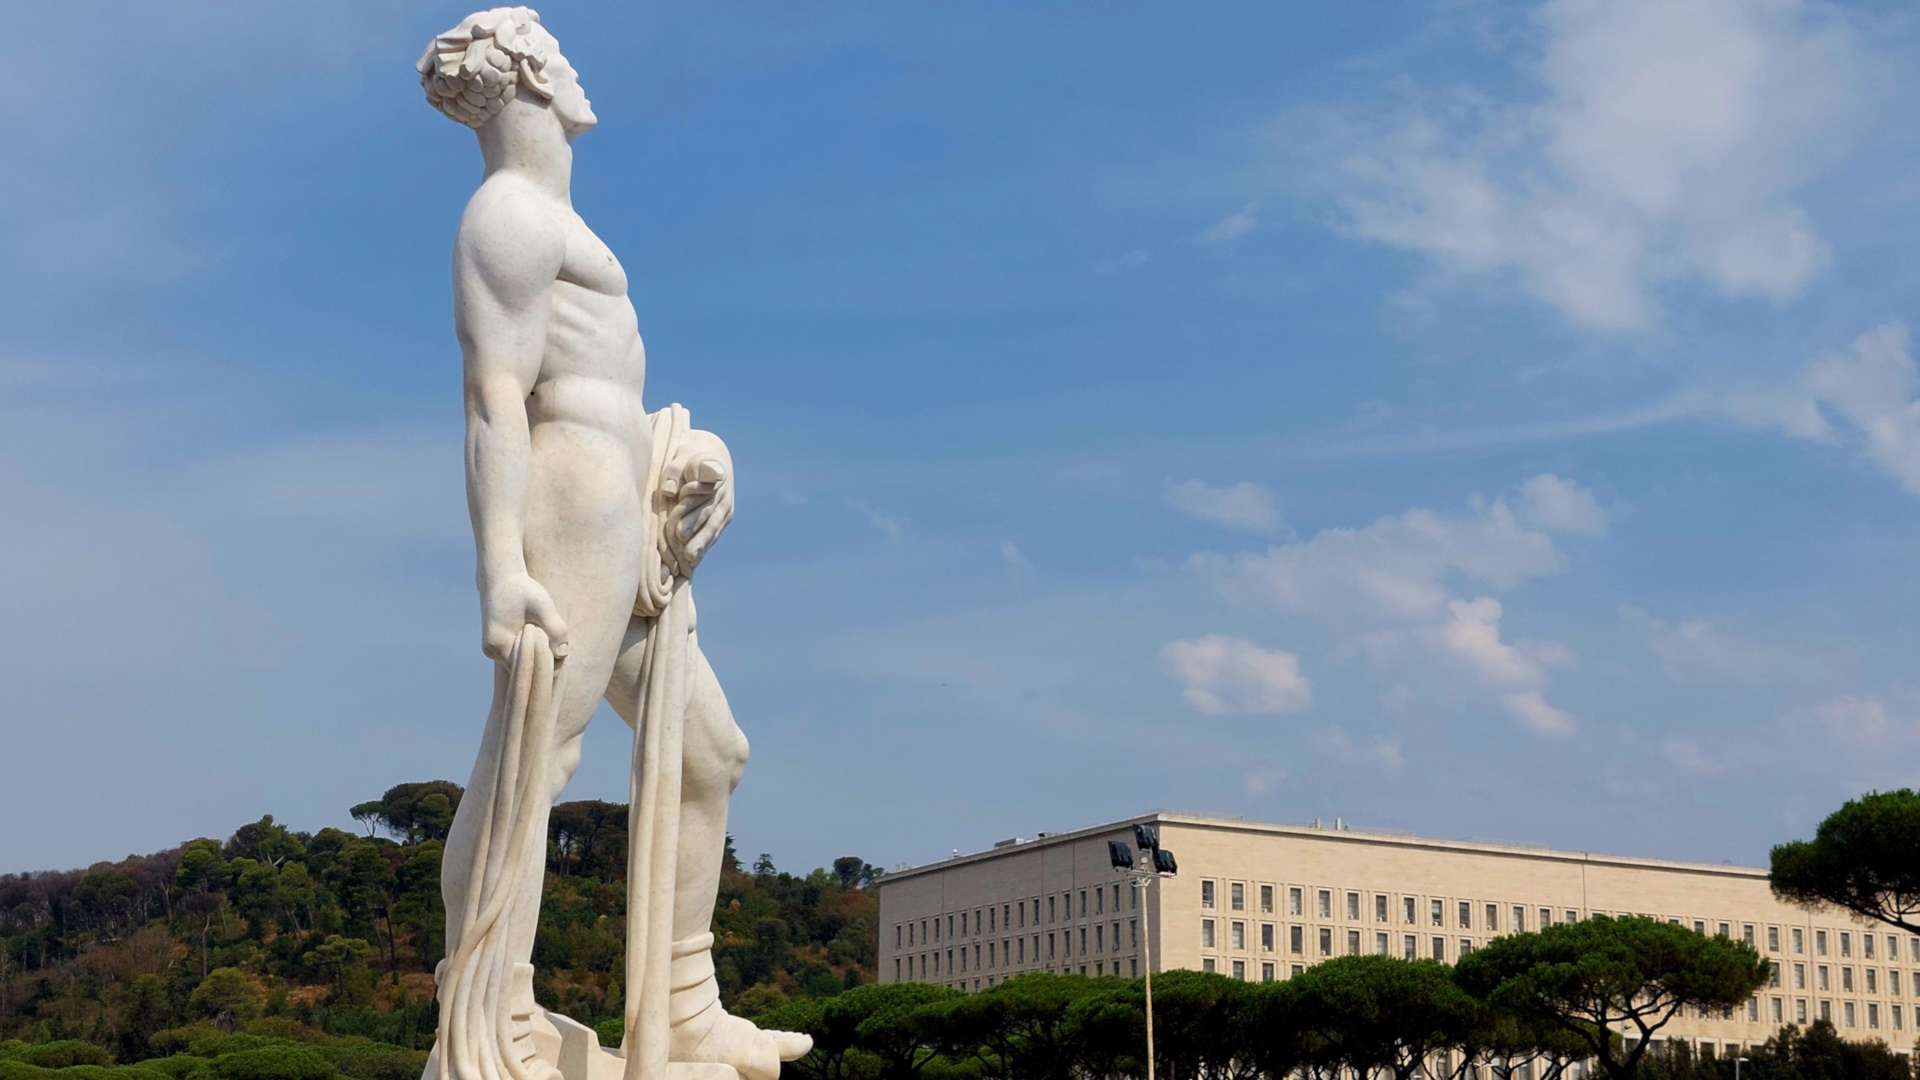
[1749,997,1759,1021]
[1289,887,1303,916]
[1894,970,1904,996]
[1376,894,1389,922]
[893,958,901,981]
[1096,925,1104,952]
[1129,921,1137,948]
[1376,932,1389,955]
[1718,922,1730,938]
[1819,965,1830,991]
[1348,929,1361,955]
[1794,927,1804,953]
[1404,896,1416,924]
[1842,931,1853,957]
[1541,908,1554,929]
[1261,884,1274,913]
[1203,958,1215,973]
[1291,964,1305,978]
[1695,920,1707,935]
[934,919,941,942]
[1486,903,1499,932]
[1262,961,1275,982]
[1459,901,1471,929]
[1319,928,1332,956]
[1095,890,1103,915]
[1231,922,1245,950]
[1461,938,1473,957]
[975,944,982,967]
[1892,935,1902,961]
[1047,897,1055,923]
[1318,890,1332,918]
[1262,923,1274,951]
[1347,892,1360,920]
[1567,910,1579,924]
[1432,899,1444,926]
[1513,905,1526,932]
[1846,1001,1856,1028]
[1018,902,1025,928]
[1232,882,1245,911]
[1290,925,1303,955]
[1868,934,1879,959]
[896,925,903,948]
[1869,969,1879,994]
[1047,933,1055,959]
[1843,967,1854,992]
[1822,999,1832,1022]
[1432,936,1446,961]
[1795,963,1806,989]
[1113,884,1121,912]
[1797,999,1808,1024]
[1769,961,1780,987]
[989,942,995,966]
[1768,925,1780,951]
[1202,920,1215,948]
[1080,891,1088,918]
[988,910,994,932]
[1818,930,1829,956]
[1080,927,1087,954]
[1772,997,1783,1024]
[1404,934,1417,960]
[1897,1005,1905,1030]
[1742,924,1754,947]
[1232,959,1246,981]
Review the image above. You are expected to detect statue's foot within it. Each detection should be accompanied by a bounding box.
[670,1004,811,1080]
[667,935,810,1080]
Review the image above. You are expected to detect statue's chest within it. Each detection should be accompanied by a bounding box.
[558,220,629,297]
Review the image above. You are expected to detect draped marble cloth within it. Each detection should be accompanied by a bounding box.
[433,404,712,1080]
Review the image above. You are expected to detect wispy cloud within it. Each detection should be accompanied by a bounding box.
[1304,0,1861,330]
[1165,479,1281,532]
[1000,542,1030,569]
[1161,634,1313,715]
[1727,322,1920,495]
[1191,475,1599,735]
[853,500,907,542]
[1202,202,1259,244]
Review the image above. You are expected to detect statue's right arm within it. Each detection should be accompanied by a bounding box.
[453,192,570,662]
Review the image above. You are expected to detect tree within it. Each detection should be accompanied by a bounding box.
[1455,915,1769,1080]
[937,974,1122,1080]
[190,966,263,1022]
[1290,955,1477,1080]
[350,782,464,844]
[1771,789,1920,935]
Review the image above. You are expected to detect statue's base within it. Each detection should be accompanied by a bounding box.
[538,1011,740,1080]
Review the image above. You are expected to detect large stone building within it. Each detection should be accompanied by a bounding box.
[876,811,1917,1055]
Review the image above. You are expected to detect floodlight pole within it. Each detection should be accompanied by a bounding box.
[1118,867,1166,1080]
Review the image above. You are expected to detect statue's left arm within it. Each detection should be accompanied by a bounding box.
[663,427,735,574]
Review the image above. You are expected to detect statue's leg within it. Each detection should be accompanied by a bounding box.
[441,434,646,1079]
[605,636,811,1080]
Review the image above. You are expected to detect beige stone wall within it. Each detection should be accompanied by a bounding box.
[876,813,1919,1056]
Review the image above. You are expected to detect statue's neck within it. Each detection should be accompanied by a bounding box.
[478,114,573,202]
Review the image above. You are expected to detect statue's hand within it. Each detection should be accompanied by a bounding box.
[479,571,571,663]
[663,429,734,571]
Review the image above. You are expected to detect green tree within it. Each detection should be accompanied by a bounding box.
[350,782,463,844]
[1290,955,1477,1080]
[190,967,263,1022]
[1454,915,1769,1080]
[1771,789,1920,934]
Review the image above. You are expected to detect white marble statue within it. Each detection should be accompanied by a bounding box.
[414,11,811,1080]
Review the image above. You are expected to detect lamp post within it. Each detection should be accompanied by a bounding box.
[1735,1058,1749,1080]
[1111,825,1177,1080]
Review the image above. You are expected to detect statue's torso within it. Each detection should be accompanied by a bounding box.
[526,211,651,468]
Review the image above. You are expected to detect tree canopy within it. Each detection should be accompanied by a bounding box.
[1771,789,1920,935]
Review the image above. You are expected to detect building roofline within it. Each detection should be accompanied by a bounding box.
[877,810,1767,886]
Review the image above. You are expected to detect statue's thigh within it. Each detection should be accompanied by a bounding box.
[682,637,749,802]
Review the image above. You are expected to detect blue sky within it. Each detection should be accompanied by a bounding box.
[6,0,1920,876]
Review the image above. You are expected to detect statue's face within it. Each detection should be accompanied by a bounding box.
[543,48,597,140]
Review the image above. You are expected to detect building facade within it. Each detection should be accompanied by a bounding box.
[875,811,1917,1055]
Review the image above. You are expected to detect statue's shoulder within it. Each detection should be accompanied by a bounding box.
[454,177,568,290]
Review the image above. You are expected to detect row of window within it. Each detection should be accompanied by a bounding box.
[897,956,1145,989]
[1194,879,1916,961]
[1764,995,1906,1032]
[1203,920,1482,963]
[1770,960,1918,998]
[1200,879,1585,934]
[893,920,1143,981]
[892,884,1138,950]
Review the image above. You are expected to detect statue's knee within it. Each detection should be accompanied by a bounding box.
[684,722,748,802]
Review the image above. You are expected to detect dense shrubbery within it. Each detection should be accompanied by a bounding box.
[0,783,879,1069]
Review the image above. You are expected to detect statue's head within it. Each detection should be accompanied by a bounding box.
[417,8,595,138]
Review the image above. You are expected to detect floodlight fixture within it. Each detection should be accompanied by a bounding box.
[1108,841,1134,870]
[1133,823,1159,852]
[1152,848,1178,875]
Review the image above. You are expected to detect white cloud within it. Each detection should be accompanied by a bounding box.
[1518,473,1608,534]
[1660,737,1722,775]
[1730,323,1920,495]
[1193,474,1595,734]
[1620,604,1776,683]
[1309,729,1406,773]
[1165,479,1281,532]
[1095,249,1150,274]
[1203,202,1260,243]
[1317,0,1858,330]
[1161,634,1313,716]
[1000,542,1030,569]
[1817,695,1907,748]
[853,500,906,542]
